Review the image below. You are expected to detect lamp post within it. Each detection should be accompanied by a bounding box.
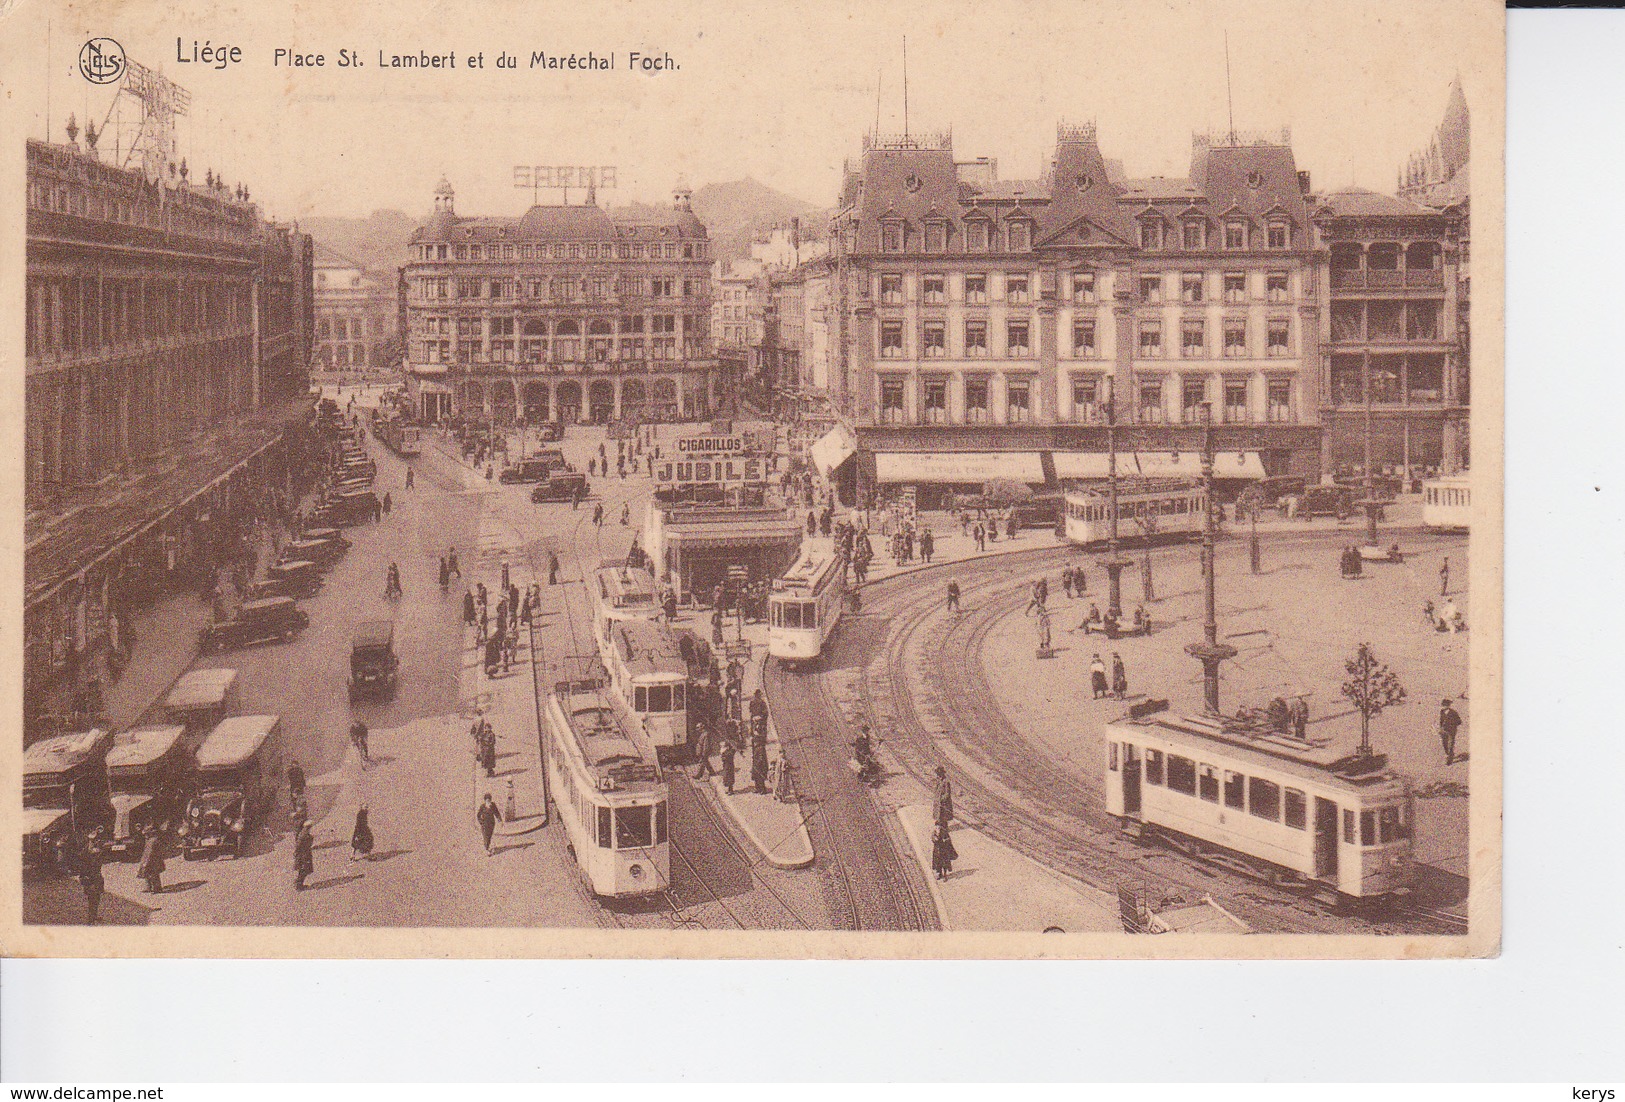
[1184,402,1237,715]
[1100,380,1132,619]
[1359,356,1381,545]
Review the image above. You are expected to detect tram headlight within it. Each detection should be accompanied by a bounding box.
[629,863,645,880]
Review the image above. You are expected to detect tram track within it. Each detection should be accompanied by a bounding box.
[848,540,1466,937]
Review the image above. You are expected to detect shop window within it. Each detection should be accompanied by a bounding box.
[1408,356,1444,402]
[1407,302,1440,340]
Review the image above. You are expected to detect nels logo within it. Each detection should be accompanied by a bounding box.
[78,37,126,84]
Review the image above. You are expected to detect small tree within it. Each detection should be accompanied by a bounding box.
[1341,643,1406,757]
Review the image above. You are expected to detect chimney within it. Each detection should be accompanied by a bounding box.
[1297,170,1311,194]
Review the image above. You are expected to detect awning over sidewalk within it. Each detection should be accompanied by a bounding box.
[664,519,805,551]
[875,451,1045,484]
[810,424,857,476]
[1052,450,1266,481]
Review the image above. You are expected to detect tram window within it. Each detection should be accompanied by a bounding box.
[1167,755,1197,795]
[803,601,818,626]
[616,805,654,848]
[1108,743,1119,771]
[597,806,613,848]
[770,602,781,627]
[1223,770,1245,809]
[647,685,673,712]
[1198,765,1219,802]
[634,686,648,711]
[1343,809,1355,844]
[1360,810,1376,847]
[1378,806,1400,843]
[672,683,685,709]
[781,603,802,630]
[1248,777,1281,821]
[1145,749,1164,785]
[1284,788,1307,829]
[655,801,668,844]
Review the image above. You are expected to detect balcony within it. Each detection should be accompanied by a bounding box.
[1330,268,1446,291]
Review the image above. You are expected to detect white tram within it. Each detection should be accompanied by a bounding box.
[1421,474,1471,531]
[1104,710,1416,901]
[543,680,670,899]
[601,619,690,758]
[1064,478,1208,548]
[590,561,662,650]
[767,550,846,665]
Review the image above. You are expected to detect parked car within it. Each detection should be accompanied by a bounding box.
[531,472,590,503]
[106,725,191,853]
[1287,484,1358,519]
[181,715,283,859]
[200,597,310,653]
[266,560,322,598]
[500,456,570,484]
[349,620,399,703]
[160,668,240,751]
[280,536,347,571]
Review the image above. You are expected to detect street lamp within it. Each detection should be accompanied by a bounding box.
[1359,357,1383,545]
[1099,379,1133,619]
[1184,402,1237,716]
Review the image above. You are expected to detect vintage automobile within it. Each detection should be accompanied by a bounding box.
[181,715,284,859]
[531,471,590,503]
[266,559,322,598]
[200,596,310,653]
[106,725,191,853]
[161,668,240,750]
[23,729,115,873]
[348,620,400,703]
[1283,484,1358,520]
[327,489,381,523]
[301,527,353,552]
[499,455,571,484]
[280,536,348,571]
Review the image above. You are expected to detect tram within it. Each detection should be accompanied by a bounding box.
[590,561,662,648]
[1063,478,1207,548]
[543,679,670,899]
[378,417,422,457]
[767,550,846,666]
[601,619,690,758]
[1103,708,1416,902]
[1421,474,1471,531]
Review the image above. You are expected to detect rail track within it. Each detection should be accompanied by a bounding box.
[840,540,1466,937]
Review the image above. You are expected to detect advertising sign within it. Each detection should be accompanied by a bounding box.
[654,456,766,487]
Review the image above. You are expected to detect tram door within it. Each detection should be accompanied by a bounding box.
[1121,743,1142,816]
[1314,797,1339,881]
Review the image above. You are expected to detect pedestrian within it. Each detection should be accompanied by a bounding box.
[477,793,502,855]
[548,551,561,586]
[947,579,961,613]
[479,605,490,644]
[1090,653,1109,699]
[382,491,393,515]
[480,723,498,776]
[350,807,374,861]
[933,766,954,827]
[349,719,370,763]
[1111,652,1128,700]
[1438,698,1463,765]
[920,528,934,563]
[931,822,958,881]
[720,732,738,795]
[1440,557,1451,597]
[594,503,604,527]
[751,733,770,795]
[1062,570,1075,600]
[712,605,725,646]
[1290,696,1309,740]
[136,825,166,894]
[693,722,718,780]
[1074,565,1087,595]
[463,589,477,627]
[439,557,451,590]
[663,589,679,623]
[78,837,106,923]
[293,819,315,890]
[405,467,415,489]
[974,523,986,552]
[621,503,630,526]
[449,548,461,578]
[501,560,511,593]
[288,760,307,800]
[749,688,769,742]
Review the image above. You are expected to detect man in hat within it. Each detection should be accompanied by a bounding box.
[933,766,954,828]
[1438,699,1463,765]
[477,793,503,855]
[136,825,166,894]
[293,819,315,890]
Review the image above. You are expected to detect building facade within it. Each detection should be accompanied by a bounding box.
[313,246,398,374]
[830,125,1322,506]
[401,179,716,426]
[24,128,314,736]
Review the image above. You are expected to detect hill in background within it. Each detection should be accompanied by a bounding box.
[301,177,829,279]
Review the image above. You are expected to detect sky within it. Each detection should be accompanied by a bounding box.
[4,0,1499,223]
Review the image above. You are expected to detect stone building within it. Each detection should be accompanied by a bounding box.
[400,177,716,426]
[313,245,397,374]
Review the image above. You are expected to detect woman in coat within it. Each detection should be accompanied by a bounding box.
[931,823,958,881]
[293,820,315,890]
[1111,653,1129,700]
[351,807,375,861]
[135,826,166,894]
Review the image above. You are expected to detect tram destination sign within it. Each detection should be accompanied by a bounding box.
[654,456,766,488]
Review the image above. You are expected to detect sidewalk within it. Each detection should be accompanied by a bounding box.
[895,804,1118,932]
[697,623,815,870]
[101,591,216,730]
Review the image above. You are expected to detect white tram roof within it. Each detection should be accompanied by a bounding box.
[594,564,659,607]
[1066,477,1202,502]
[1110,712,1409,798]
[164,668,240,709]
[774,549,841,593]
[613,620,688,679]
[554,686,663,793]
[195,715,280,772]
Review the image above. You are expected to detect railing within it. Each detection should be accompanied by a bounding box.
[1330,269,1445,291]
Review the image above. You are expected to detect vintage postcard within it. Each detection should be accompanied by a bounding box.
[1,0,1503,958]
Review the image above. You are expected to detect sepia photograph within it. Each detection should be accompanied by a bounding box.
[3,0,1503,958]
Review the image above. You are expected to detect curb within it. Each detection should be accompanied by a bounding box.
[895,806,952,931]
[702,776,815,870]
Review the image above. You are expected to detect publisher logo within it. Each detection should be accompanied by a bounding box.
[78,38,125,84]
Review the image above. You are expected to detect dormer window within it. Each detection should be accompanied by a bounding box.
[1182,220,1206,250]
[904,173,924,193]
[881,222,903,253]
[1008,221,1031,251]
[966,219,990,252]
[1246,171,1265,189]
[1267,220,1290,249]
[1076,174,1094,192]
[925,221,947,253]
[1140,220,1164,250]
[1224,221,1247,250]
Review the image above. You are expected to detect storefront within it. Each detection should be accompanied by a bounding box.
[644,505,804,605]
[872,451,1046,511]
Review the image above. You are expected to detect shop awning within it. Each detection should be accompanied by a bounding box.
[665,519,805,551]
[810,424,858,476]
[1052,451,1266,481]
[875,451,1044,484]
